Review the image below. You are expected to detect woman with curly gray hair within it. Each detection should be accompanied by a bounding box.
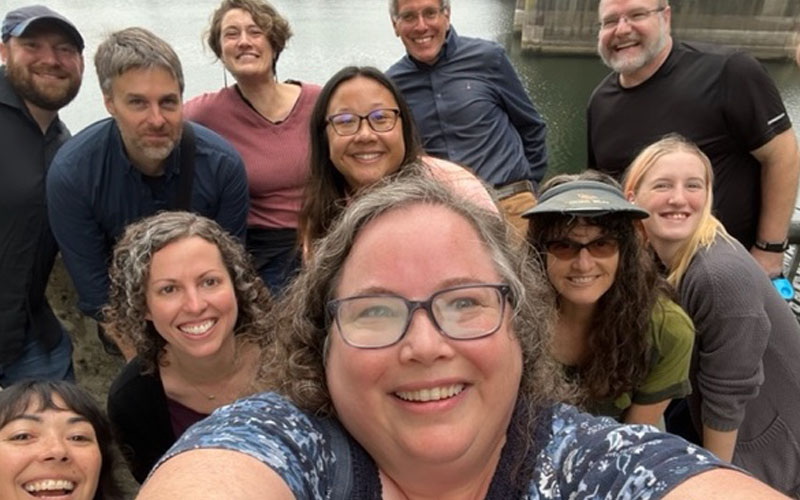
[138,172,777,500]
[103,211,271,483]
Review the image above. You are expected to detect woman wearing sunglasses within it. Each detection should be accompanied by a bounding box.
[524,171,694,426]
[298,65,495,256]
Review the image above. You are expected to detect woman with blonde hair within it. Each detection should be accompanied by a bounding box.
[625,133,800,496]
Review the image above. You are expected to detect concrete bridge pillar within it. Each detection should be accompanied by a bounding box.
[762,0,790,17]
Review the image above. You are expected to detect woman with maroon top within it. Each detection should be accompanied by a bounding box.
[185,0,321,294]
[104,211,270,483]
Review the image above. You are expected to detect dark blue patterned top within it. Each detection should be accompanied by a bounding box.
[155,392,727,499]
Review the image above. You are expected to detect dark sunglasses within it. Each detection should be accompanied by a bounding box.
[544,236,619,260]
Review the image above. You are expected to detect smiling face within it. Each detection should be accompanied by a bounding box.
[219,8,274,81]
[103,66,182,174]
[145,236,238,362]
[0,25,83,111]
[0,395,101,500]
[326,76,405,191]
[546,222,619,310]
[392,0,450,65]
[326,203,522,474]
[628,151,709,260]
[597,0,670,82]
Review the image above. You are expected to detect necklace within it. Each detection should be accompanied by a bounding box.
[189,383,217,401]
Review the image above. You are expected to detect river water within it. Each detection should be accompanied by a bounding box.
[5,0,800,176]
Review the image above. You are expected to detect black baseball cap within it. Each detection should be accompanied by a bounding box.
[2,5,84,51]
[522,180,649,219]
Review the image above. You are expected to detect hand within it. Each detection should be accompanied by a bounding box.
[749,247,784,278]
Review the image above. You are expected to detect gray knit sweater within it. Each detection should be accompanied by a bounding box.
[680,234,800,496]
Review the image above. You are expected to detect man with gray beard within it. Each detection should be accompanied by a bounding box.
[47,27,248,356]
[587,0,799,278]
[0,5,84,386]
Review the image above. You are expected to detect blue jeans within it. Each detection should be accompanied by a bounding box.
[0,330,75,387]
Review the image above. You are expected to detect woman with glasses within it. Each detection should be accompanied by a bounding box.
[138,172,782,499]
[625,134,800,496]
[298,65,495,255]
[185,0,321,294]
[103,211,271,483]
[525,171,693,426]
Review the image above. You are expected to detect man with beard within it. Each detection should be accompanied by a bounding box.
[0,5,84,385]
[587,0,799,277]
[47,27,248,357]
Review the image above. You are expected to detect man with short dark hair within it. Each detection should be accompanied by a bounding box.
[587,0,799,277]
[0,5,84,385]
[386,0,547,236]
[47,28,249,356]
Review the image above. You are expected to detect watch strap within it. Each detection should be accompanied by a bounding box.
[754,239,789,252]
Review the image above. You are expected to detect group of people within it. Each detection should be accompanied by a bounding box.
[2,0,800,498]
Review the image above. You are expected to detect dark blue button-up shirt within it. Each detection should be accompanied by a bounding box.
[0,67,70,364]
[47,118,249,319]
[387,27,547,186]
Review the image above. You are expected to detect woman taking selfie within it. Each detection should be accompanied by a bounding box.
[104,211,271,482]
[525,172,693,425]
[138,173,782,499]
[625,134,800,496]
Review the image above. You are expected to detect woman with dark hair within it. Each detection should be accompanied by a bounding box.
[139,172,781,500]
[524,171,694,425]
[104,211,271,482]
[0,380,125,500]
[625,134,800,495]
[298,65,494,253]
[185,0,321,293]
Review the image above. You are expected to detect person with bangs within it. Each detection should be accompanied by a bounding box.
[0,380,125,500]
[298,65,496,256]
[524,171,693,426]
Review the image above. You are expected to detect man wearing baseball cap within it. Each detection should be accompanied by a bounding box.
[0,5,84,386]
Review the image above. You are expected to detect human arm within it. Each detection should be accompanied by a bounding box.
[139,392,340,498]
[626,298,694,427]
[45,153,112,318]
[137,449,294,500]
[623,400,671,427]
[702,426,738,462]
[680,248,770,453]
[750,128,799,276]
[493,48,547,182]
[664,468,788,499]
[211,146,249,241]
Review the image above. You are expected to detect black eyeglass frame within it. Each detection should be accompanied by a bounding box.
[325,108,401,136]
[326,283,512,349]
[598,6,666,31]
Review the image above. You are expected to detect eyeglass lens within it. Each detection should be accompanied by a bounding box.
[398,7,442,25]
[546,236,618,259]
[333,285,506,348]
[328,108,399,136]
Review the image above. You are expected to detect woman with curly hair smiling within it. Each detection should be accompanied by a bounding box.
[102,211,272,483]
[524,170,694,425]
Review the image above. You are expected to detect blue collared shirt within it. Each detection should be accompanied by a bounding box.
[47,118,249,319]
[387,27,547,186]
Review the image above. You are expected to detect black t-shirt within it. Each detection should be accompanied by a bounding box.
[587,41,792,249]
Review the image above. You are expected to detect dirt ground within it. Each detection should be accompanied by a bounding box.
[46,257,138,496]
